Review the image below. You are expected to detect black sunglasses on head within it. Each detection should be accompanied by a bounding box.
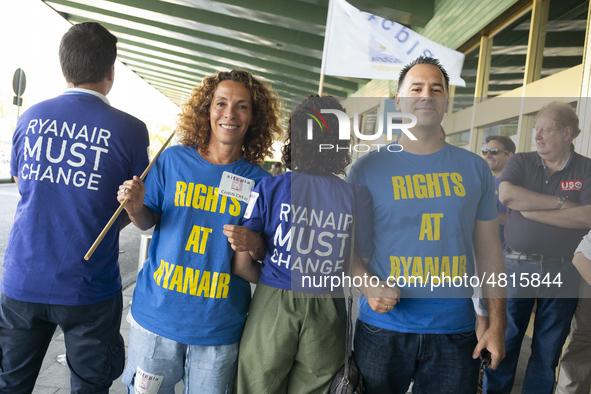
[482,148,509,156]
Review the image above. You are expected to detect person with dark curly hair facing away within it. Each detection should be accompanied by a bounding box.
[117,69,282,393]
[223,96,375,393]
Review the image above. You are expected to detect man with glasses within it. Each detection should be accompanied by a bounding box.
[476,136,516,373]
[484,102,591,393]
[482,135,516,246]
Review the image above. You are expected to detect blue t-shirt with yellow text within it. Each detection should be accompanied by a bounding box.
[348,143,497,334]
[130,145,269,346]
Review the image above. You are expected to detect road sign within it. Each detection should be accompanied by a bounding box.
[12,68,26,106]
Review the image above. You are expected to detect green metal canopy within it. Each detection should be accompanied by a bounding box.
[41,0,434,106]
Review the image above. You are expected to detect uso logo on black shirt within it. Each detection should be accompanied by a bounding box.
[561,180,583,191]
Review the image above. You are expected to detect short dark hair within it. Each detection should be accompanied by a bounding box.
[485,135,516,154]
[59,22,118,85]
[397,56,450,94]
[282,96,352,177]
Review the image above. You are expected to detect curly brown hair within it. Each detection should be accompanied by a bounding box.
[177,69,283,164]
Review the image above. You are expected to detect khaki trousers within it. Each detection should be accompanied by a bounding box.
[556,281,591,394]
[234,283,346,394]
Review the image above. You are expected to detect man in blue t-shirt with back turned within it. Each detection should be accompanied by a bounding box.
[0,22,149,393]
[348,57,507,394]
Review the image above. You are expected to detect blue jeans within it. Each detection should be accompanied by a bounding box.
[122,323,238,394]
[353,320,480,394]
[0,293,124,394]
[483,257,579,394]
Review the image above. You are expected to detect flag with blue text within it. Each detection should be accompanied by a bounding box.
[321,0,466,86]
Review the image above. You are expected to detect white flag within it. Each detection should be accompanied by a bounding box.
[321,0,466,87]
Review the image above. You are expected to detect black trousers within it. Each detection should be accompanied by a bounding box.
[0,292,125,394]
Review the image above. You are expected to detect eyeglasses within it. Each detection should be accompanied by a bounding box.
[482,148,509,156]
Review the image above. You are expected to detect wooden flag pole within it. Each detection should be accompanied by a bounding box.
[318,73,325,96]
[317,0,334,98]
[84,130,176,261]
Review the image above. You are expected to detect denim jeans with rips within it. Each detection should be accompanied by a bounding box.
[122,322,238,394]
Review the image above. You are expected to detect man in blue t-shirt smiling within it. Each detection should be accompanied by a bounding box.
[349,57,506,394]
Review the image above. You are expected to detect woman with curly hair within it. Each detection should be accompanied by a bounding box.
[117,69,282,393]
[223,96,374,393]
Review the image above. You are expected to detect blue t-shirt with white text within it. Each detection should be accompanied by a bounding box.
[242,171,374,293]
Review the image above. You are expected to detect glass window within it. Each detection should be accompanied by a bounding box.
[487,10,532,98]
[482,118,519,153]
[448,130,471,150]
[362,108,379,136]
[540,0,588,78]
[453,47,478,113]
[482,118,519,141]
[349,114,362,143]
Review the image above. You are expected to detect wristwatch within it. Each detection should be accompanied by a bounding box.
[556,196,566,210]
